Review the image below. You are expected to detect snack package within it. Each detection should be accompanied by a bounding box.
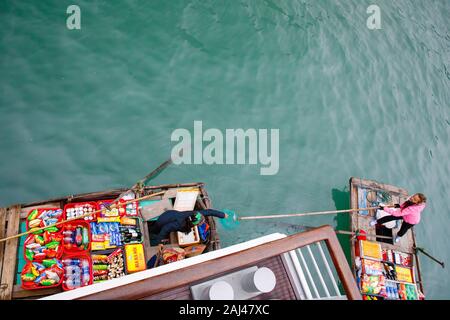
[24,232,63,261]
[98,200,120,218]
[21,259,64,290]
[360,274,386,297]
[162,247,185,264]
[26,208,63,233]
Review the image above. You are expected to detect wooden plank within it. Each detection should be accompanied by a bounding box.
[350,177,408,196]
[0,207,7,281]
[0,205,21,300]
[138,217,150,262]
[12,284,62,299]
[20,202,62,219]
[162,188,179,199]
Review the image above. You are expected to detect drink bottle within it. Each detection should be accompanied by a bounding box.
[81,259,90,285]
[65,278,81,290]
[75,227,83,247]
[63,258,81,266]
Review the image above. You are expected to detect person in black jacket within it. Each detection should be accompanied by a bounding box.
[149,209,228,245]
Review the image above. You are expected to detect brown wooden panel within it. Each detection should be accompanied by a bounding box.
[12,284,62,299]
[0,207,7,281]
[0,205,21,300]
[140,256,296,300]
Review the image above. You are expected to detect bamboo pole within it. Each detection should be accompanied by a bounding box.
[0,191,165,243]
[238,206,389,221]
[335,230,393,240]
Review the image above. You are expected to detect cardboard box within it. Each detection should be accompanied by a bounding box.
[361,258,384,276]
[177,226,200,247]
[125,243,146,273]
[395,266,414,283]
[358,240,382,260]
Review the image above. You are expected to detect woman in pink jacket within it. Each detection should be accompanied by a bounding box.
[370,193,427,243]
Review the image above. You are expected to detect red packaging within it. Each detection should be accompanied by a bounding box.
[61,253,93,291]
[23,232,63,262]
[62,221,91,253]
[21,260,64,290]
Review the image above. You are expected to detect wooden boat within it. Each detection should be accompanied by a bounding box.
[347,177,424,300]
[0,182,220,300]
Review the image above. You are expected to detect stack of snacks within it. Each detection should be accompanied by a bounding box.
[21,259,64,289]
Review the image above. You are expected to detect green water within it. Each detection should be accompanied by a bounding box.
[0,0,449,298]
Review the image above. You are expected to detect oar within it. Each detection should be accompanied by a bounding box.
[238,206,388,221]
[0,191,165,243]
[414,247,445,268]
[106,152,181,209]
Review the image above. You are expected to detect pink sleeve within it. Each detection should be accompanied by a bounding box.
[383,207,405,216]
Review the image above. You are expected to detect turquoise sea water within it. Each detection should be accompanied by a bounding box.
[0,1,449,298]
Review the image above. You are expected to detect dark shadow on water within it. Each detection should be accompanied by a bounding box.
[331,186,352,265]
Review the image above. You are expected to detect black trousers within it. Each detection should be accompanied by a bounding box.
[377,215,414,237]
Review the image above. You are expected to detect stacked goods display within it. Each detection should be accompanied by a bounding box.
[26,208,63,232]
[61,255,92,290]
[355,239,419,300]
[90,218,123,251]
[62,221,91,252]
[92,248,127,283]
[64,202,97,221]
[119,217,143,244]
[24,232,63,261]
[21,259,64,289]
[19,196,210,292]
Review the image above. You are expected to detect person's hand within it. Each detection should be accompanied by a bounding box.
[378,206,384,210]
[394,203,401,208]
[224,213,229,219]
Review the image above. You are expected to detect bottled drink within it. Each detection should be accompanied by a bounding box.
[75,227,83,247]
[63,258,80,266]
[65,265,81,275]
[82,227,89,247]
[81,259,90,285]
[65,278,81,290]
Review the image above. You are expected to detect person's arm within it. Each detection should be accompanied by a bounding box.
[384,205,422,217]
[382,206,403,216]
[198,209,226,219]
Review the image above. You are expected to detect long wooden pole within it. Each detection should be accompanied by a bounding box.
[0,191,165,243]
[238,206,387,221]
[335,230,393,240]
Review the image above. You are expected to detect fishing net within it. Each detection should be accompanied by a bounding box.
[219,209,240,230]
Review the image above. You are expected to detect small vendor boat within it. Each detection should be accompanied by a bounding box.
[0,182,220,300]
[347,177,425,300]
